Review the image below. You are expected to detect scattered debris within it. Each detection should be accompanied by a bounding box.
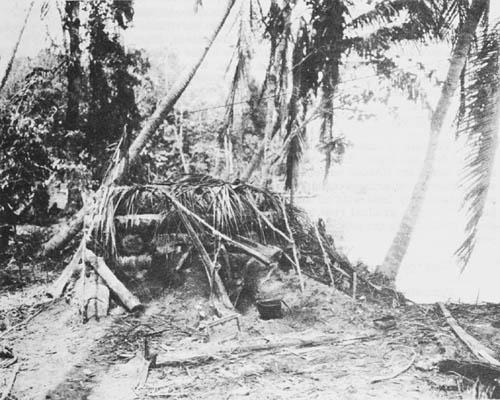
[0,345,16,369]
[438,359,500,397]
[371,350,416,384]
[0,363,20,400]
[438,302,500,367]
[154,332,379,367]
[373,315,397,330]
[206,314,241,342]
[0,302,49,339]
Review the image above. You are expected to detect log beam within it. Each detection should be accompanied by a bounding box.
[86,250,144,313]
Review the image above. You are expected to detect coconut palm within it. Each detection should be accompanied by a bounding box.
[0,1,35,93]
[276,0,457,193]
[377,0,490,280]
[257,0,492,279]
[42,0,238,255]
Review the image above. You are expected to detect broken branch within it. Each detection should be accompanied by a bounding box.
[0,363,20,400]
[155,333,378,366]
[371,351,416,384]
[438,303,500,367]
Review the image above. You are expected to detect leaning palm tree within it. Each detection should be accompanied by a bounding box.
[256,0,464,188]
[42,0,238,255]
[0,0,35,93]
[377,0,490,280]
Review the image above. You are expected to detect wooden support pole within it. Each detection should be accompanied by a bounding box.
[116,255,152,269]
[314,224,334,286]
[83,271,110,321]
[281,202,304,292]
[164,193,273,265]
[86,250,144,313]
[177,211,233,310]
[46,245,83,298]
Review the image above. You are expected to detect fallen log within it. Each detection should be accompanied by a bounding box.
[155,333,378,366]
[116,255,152,269]
[46,245,84,298]
[42,208,85,255]
[85,214,165,228]
[86,250,144,313]
[438,303,500,367]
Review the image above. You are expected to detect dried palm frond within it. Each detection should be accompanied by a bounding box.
[348,0,456,39]
[94,176,289,259]
[346,0,471,57]
[90,174,352,293]
[455,23,500,270]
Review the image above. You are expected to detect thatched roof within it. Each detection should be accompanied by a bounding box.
[89,174,352,292]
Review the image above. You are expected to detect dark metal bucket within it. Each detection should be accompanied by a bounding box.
[256,298,283,320]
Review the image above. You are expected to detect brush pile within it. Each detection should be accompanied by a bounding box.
[47,175,355,321]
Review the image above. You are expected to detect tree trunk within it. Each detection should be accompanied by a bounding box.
[41,0,237,255]
[259,2,292,188]
[321,81,335,184]
[242,0,289,184]
[377,0,488,280]
[86,250,143,313]
[64,0,81,129]
[0,0,34,93]
[63,0,84,234]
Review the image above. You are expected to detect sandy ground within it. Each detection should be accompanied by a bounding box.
[1,269,491,400]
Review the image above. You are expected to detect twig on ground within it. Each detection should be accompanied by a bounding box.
[155,333,378,366]
[370,351,416,384]
[0,304,49,339]
[0,363,20,400]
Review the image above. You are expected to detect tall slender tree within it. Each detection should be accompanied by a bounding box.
[64,0,81,129]
[42,0,238,255]
[0,0,35,93]
[377,0,489,280]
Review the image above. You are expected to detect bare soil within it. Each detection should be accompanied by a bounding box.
[1,263,493,400]
[0,228,498,399]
